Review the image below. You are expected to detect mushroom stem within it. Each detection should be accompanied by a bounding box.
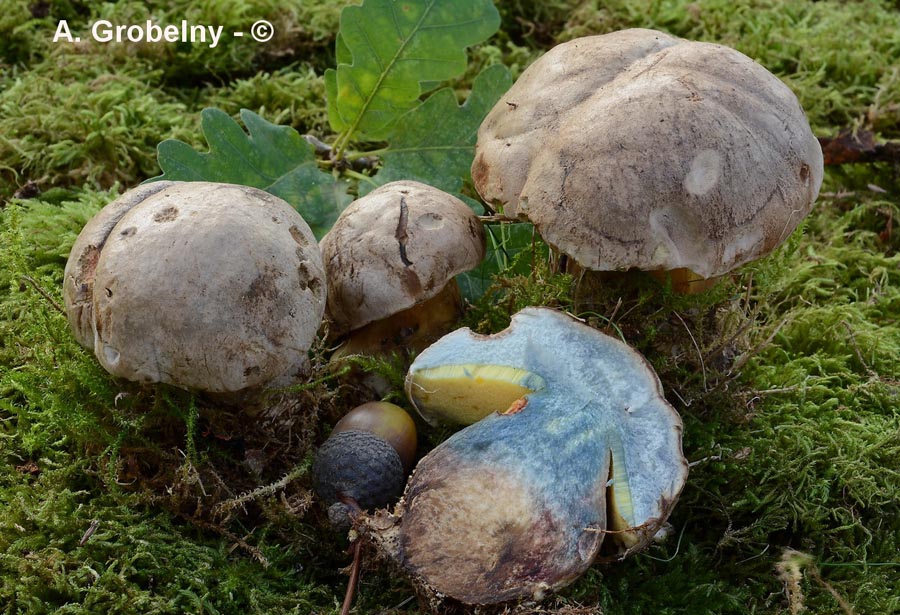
[647,268,720,294]
[330,282,463,360]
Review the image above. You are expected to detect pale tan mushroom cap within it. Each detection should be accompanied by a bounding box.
[320,181,485,334]
[472,29,824,278]
[64,182,326,393]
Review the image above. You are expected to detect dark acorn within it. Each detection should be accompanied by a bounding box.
[313,402,417,528]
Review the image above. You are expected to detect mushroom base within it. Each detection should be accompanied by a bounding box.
[647,268,721,294]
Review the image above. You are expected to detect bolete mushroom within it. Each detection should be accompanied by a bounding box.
[320,180,485,356]
[368,307,688,604]
[472,29,824,292]
[63,181,326,394]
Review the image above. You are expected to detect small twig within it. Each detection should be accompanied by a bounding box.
[753,385,803,396]
[78,520,100,546]
[688,453,721,468]
[642,522,687,563]
[702,320,754,371]
[302,134,332,155]
[181,514,269,568]
[341,539,363,615]
[20,275,65,315]
[729,316,791,377]
[841,320,878,379]
[808,567,857,615]
[339,497,365,615]
[477,214,520,224]
[213,464,307,516]
[673,311,707,392]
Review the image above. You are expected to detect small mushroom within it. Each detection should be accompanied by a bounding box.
[320,181,485,356]
[472,29,824,291]
[63,181,326,394]
[367,307,688,604]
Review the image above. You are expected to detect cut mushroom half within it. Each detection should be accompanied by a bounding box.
[368,307,689,605]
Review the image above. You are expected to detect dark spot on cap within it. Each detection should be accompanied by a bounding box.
[472,154,490,190]
[289,225,308,247]
[153,206,179,223]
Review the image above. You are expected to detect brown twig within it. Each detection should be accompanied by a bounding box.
[21,275,65,315]
[842,320,879,379]
[338,496,365,615]
[341,539,363,615]
[819,129,900,165]
[673,310,707,392]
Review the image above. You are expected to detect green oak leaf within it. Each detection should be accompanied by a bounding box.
[362,64,512,196]
[325,0,501,141]
[150,108,351,239]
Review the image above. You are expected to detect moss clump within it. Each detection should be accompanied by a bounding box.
[2,0,900,613]
[200,65,331,135]
[0,57,194,198]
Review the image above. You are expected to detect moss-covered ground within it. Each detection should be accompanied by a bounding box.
[2,1,899,613]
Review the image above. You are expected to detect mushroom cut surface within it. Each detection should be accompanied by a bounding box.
[473,29,824,278]
[368,308,688,604]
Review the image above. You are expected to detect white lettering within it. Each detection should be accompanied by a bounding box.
[92,20,113,43]
[126,24,143,42]
[53,20,74,43]
[208,25,222,48]
[163,25,179,43]
[189,24,205,43]
[146,21,162,43]
[84,19,225,48]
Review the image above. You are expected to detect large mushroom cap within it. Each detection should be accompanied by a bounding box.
[320,181,485,334]
[472,28,824,278]
[64,181,326,394]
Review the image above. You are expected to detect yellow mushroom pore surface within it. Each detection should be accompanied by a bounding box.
[407,363,544,425]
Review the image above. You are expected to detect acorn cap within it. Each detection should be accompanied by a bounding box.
[472,29,823,278]
[313,430,406,525]
[320,181,485,335]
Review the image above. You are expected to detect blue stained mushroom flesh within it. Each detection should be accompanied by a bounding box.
[367,307,688,605]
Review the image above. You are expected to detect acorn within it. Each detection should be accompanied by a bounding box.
[313,402,417,529]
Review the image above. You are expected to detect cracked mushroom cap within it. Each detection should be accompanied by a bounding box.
[367,307,688,604]
[320,181,485,335]
[63,181,326,394]
[472,28,824,278]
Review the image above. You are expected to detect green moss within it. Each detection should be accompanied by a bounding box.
[199,65,331,135]
[2,1,900,613]
[0,57,194,197]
